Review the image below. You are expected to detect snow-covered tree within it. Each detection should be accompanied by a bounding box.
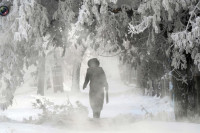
[53,0,125,92]
[0,0,49,110]
[127,0,200,119]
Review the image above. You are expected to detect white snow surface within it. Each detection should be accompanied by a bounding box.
[1,79,200,133]
[1,121,200,133]
[1,80,173,121]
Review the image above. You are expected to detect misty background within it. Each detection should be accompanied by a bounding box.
[0,0,200,133]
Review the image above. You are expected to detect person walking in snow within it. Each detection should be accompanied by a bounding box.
[83,58,109,118]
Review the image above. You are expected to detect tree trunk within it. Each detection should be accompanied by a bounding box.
[37,55,46,96]
[173,69,189,121]
[136,63,147,95]
[161,79,165,98]
[194,76,200,116]
[71,49,86,93]
[72,60,81,93]
[172,54,196,120]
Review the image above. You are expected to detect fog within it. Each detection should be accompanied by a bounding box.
[1,0,200,133]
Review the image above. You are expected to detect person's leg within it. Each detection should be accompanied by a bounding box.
[93,111,98,118]
[97,111,101,118]
[93,112,96,118]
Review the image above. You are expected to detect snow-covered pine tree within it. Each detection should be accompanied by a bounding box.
[170,1,200,117]
[127,0,200,119]
[0,0,49,110]
[52,0,82,93]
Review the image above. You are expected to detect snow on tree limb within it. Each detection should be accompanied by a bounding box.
[128,16,153,35]
[0,0,49,110]
[171,1,200,70]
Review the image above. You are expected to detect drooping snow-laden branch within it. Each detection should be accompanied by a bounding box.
[185,1,200,32]
[0,0,50,110]
[171,1,200,70]
[129,0,195,36]
[128,16,154,35]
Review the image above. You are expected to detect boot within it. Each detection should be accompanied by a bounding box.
[93,111,101,118]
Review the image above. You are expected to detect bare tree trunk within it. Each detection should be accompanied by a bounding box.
[72,60,81,93]
[194,76,200,116]
[37,55,46,96]
[71,49,86,93]
[173,69,189,121]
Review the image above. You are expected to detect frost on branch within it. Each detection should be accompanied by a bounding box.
[138,0,196,21]
[171,51,187,70]
[138,0,161,21]
[128,16,153,35]
[0,0,49,110]
[131,0,197,35]
[171,1,200,70]
[30,98,88,124]
[53,0,75,24]
[13,0,49,42]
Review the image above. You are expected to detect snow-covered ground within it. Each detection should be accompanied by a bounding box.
[1,120,200,133]
[1,79,199,133]
[1,79,173,121]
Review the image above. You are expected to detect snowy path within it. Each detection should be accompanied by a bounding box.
[1,119,200,133]
[80,80,174,119]
[1,80,172,120]
[1,80,200,133]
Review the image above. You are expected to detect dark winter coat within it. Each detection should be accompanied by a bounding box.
[83,67,108,112]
